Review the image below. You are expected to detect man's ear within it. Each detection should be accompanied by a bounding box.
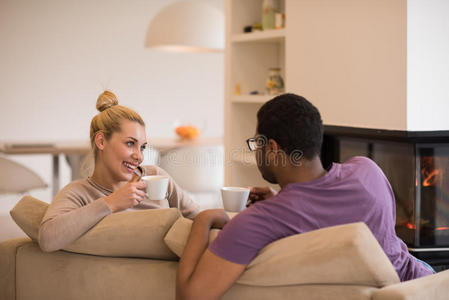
[94,131,106,151]
[267,139,280,153]
[264,139,280,162]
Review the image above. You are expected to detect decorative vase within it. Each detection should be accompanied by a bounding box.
[266,68,284,95]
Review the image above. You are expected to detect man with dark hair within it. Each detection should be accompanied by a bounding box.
[176,93,434,300]
[257,93,323,160]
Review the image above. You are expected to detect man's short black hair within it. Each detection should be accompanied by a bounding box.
[257,93,323,160]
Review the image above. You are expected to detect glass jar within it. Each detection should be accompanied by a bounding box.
[262,0,276,30]
[266,68,284,95]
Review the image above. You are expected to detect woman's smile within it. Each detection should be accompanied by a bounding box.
[123,161,138,173]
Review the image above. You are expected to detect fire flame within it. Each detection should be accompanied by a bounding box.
[407,223,416,230]
[421,156,440,187]
[436,227,449,231]
[423,169,440,187]
[406,223,449,231]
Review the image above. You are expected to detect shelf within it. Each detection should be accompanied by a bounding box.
[231,95,272,104]
[231,29,286,43]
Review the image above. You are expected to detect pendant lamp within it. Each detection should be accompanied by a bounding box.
[145,1,224,53]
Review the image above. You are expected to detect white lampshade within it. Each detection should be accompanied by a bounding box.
[145,1,224,53]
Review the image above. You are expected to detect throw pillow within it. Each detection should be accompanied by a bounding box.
[10,195,48,241]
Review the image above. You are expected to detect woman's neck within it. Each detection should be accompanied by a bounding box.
[90,162,124,191]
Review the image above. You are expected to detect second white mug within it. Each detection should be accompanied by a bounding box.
[221,187,250,212]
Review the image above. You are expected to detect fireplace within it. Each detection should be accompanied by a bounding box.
[321,126,449,271]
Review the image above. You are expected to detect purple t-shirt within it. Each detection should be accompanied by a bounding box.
[209,156,433,281]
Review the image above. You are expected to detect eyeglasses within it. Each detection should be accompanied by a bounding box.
[246,138,258,151]
[246,135,267,151]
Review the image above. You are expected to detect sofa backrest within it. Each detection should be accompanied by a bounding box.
[165,218,400,288]
[12,196,401,288]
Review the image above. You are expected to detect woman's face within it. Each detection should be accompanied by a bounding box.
[101,120,147,182]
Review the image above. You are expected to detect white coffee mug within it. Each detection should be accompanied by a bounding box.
[141,175,169,200]
[221,187,250,212]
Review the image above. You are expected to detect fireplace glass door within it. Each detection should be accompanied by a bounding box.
[324,137,449,249]
[417,145,449,247]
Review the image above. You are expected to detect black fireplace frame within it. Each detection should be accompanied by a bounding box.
[322,125,449,168]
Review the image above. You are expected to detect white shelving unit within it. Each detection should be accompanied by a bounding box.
[230,95,272,104]
[225,0,287,187]
[231,29,286,43]
[224,0,416,188]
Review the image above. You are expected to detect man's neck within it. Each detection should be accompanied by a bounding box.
[276,156,327,189]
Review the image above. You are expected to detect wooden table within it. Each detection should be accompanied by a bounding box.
[0,138,222,197]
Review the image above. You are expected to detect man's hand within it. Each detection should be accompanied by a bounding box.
[176,209,245,300]
[247,186,277,207]
[195,209,230,230]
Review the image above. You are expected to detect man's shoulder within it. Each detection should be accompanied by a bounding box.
[344,156,376,167]
[342,156,392,195]
[342,156,383,174]
[338,156,390,187]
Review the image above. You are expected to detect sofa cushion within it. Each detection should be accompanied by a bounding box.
[164,217,220,257]
[0,237,33,300]
[10,196,48,242]
[163,212,238,257]
[15,242,178,300]
[372,269,449,300]
[65,208,180,259]
[11,196,180,259]
[164,219,400,287]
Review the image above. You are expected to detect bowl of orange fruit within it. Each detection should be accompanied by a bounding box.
[175,125,200,140]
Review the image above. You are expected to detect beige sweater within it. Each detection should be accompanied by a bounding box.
[39,165,199,252]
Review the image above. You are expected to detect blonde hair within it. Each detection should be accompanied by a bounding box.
[89,90,145,158]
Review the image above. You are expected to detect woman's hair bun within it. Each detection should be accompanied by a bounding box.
[96,90,119,112]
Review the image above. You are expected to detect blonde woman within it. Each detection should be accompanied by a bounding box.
[38,91,199,252]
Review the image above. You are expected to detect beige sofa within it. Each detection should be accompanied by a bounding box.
[1,196,449,300]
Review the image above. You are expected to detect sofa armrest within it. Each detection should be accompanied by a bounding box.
[0,237,34,300]
[372,270,449,300]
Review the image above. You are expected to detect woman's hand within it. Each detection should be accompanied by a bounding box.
[247,186,278,207]
[104,181,147,213]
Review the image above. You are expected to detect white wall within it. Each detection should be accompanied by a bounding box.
[407,0,449,131]
[286,0,407,131]
[0,0,224,206]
